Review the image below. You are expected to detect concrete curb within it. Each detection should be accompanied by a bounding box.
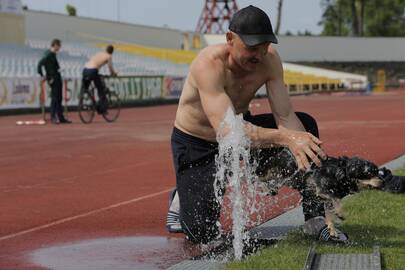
[380,154,405,171]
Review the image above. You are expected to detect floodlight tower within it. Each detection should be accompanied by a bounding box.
[196,0,239,34]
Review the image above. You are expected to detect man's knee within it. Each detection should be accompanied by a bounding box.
[180,218,219,244]
[296,112,319,138]
[178,196,221,244]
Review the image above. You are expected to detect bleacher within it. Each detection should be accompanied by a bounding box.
[0,38,367,93]
[99,43,197,65]
[0,40,190,78]
[284,70,343,93]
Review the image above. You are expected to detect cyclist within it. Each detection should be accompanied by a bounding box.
[82,45,117,113]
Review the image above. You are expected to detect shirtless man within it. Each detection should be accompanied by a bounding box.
[166,6,348,244]
[82,45,117,113]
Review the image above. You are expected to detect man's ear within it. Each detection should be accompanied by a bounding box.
[226,32,234,46]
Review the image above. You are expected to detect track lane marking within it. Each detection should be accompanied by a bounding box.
[0,188,172,242]
[1,161,150,193]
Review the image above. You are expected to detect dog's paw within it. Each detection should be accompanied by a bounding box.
[335,215,345,224]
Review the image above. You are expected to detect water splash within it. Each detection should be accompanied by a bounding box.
[214,108,263,260]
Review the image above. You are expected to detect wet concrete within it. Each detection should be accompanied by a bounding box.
[30,236,187,270]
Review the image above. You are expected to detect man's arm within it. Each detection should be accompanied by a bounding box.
[107,56,117,76]
[265,48,325,168]
[266,50,304,131]
[37,52,48,77]
[193,57,284,146]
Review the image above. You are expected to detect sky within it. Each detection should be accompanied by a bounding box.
[21,0,324,34]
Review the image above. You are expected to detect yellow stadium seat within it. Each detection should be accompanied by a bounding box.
[97,43,197,64]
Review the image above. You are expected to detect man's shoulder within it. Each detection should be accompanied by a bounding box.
[43,49,51,56]
[101,52,112,61]
[191,44,227,74]
[264,45,281,66]
[262,45,283,80]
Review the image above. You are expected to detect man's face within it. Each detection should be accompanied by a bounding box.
[227,32,270,72]
[52,45,61,53]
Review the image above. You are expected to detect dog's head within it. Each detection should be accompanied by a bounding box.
[343,156,383,190]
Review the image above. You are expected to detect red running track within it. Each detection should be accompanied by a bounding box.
[0,91,405,269]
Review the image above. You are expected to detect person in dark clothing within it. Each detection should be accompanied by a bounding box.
[82,45,117,114]
[37,39,71,124]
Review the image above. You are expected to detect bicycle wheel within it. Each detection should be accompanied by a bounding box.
[78,88,95,124]
[102,91,121,123]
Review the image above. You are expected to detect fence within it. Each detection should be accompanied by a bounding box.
[0,75,185,111]
[0,73,363,111]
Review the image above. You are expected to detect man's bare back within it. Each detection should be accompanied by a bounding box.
[175,43,275,142]
[85,51,115,74]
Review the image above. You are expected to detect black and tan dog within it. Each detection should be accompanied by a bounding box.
[256,148,384,238]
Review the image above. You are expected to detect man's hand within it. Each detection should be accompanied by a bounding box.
[278,126,326,170]
[111,71,118,77]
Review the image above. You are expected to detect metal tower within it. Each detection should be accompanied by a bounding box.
[196,0,239,34]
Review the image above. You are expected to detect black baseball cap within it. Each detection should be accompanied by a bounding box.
[229,5,278,46]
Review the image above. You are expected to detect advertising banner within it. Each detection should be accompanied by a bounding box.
[0,76,166,110]
[163,76,185,99]
[0,77,39,109]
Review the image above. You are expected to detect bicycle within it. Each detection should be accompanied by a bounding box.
[78,75,121,124]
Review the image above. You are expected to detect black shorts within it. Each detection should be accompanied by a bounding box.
[82,68,106,100]
[171,111,324,243]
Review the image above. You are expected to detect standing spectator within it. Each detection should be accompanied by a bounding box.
[37,39,71,124]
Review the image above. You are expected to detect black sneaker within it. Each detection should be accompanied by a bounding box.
[318,225,349,243]
[303,216,349,243]
[51,118,60,125]
[379,167,405,193]
[59,118,72,124]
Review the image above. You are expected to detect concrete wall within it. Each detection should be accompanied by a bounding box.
[204,35,405,62]
[0,12,25,44]
[24,10,205,49]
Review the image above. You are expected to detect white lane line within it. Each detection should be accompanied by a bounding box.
[0,188,172,242]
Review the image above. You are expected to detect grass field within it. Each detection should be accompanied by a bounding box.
[226,166,405,270]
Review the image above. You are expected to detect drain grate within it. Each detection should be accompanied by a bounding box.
[167,260,222,270]
[303,246,382,270]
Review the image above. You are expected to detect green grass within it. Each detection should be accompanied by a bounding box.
[226,167,405,270]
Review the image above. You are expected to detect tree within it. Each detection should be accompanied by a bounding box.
[364,0,405,36]
[66,4,77,16]
[319,0,405,37]
[359,0,366,36]
[350,0,360,36]
[275,0,283,35]
[285,30,293,36]
[319,0,349,36]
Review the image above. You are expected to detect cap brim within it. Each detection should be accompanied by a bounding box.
[238,34,278,46]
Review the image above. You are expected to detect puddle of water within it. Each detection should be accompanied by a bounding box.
[30,236,187,270]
